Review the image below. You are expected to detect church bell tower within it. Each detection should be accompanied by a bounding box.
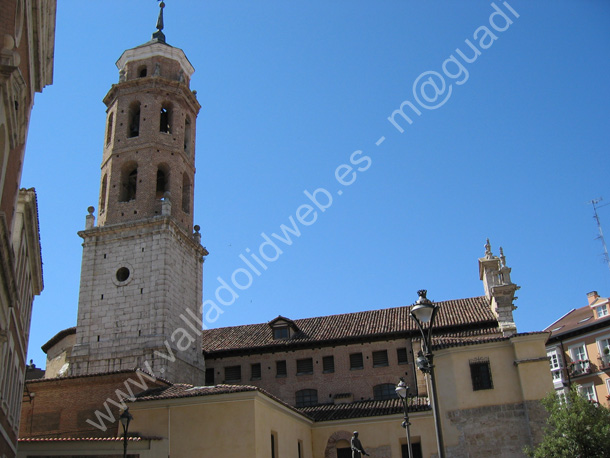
[69,4,207,384]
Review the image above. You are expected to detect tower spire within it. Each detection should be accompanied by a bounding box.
[152,1,166,43]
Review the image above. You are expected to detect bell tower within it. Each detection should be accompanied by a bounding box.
[69,4,208,384]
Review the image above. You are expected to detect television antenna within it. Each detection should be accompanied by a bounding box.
[589,198,610,274]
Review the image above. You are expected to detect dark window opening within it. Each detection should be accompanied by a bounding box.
[138,66,147,78]
[276,360,287,377]
[156,168,168,199]
[224,365,241,382]
[251,363,261,380]
[402,443,423,458]
[372,350,389,367]
[184,117,192,155]
[182,173,191,213]
[273,326,289,340]
[271,433,277,458]
[470,359,493,391]
[350,352,364,370]
[160,105,171,133]
[100,174,108,214]
[116,267,130,282]
[128,102,141,138]
[337,448,352,458]
[205,368,214,385]
[373,383,397,400]
[397,348,409,365]
[106,113,113,145]
[296,358,313,375]
[120,166,138,202]
[295,389,318,407]
[322,355,334,373]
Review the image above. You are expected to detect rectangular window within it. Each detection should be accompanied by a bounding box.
[579,384,597,402]
[298,440,303,458]
[271,432,278,458]
[205,367,215,385]
[372,350,389,367]
[276,360,287,377]
[251,363,262,380]
[598,337,610,367]
[470,358,493,391]
[548,350,561,370]
[402,443,423,458]
[273,326,289,340]
[322,355,335,373]
[569,343,589,375]
[350,352,364,370]
[224,365,241,382]
[397,347,408,365]
[596,304,608,318]
[296,358,313,375]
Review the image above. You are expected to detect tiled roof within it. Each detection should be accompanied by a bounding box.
[202,296,497,355]
[432,331,548,350]
[133,383,259,401]
[298,397,430,422]
[545,305,610,341]
[19,436,161,442]
[25,368,171,386]
[41,326,76,353]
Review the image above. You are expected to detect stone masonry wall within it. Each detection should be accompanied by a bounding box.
[446,400,547,458]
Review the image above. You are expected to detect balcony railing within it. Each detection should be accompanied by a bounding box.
[568,359,591,377]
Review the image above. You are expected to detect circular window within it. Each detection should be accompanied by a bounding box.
[116,267,130,282]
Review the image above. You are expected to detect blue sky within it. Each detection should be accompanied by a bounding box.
[23,1,610,366]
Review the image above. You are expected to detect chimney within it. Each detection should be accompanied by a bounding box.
[587,291,599,305]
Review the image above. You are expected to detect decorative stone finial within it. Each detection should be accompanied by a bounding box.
[152,1,166,43]
[499,247,506,267]
[193,224,201,244]
[86,206,95,229]
[484,238,493,259]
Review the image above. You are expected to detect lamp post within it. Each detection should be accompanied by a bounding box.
[119,407,133,458]
[410,289,445,458]
[395,378,413,458]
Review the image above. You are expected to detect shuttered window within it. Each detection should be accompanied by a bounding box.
[224,365,241,382]
[251,363,261,380]
[372,350,389,367]
[323,356,335,373]
[397,348,408,365]
[296,358,313,375]
[295,389,318,407]
[276,360,287,377]
[350,352,364,370]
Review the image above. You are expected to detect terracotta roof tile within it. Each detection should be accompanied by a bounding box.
[298,397,430,422]
[202,296,497,355]
[41,326,76,353]
[133,383,259,401]
[25,368,172,386]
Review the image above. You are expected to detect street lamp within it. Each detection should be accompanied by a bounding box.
[410,289,445,458]
[119,407,133,458]
[395,378,413,458]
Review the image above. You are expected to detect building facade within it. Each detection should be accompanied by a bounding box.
[545,291,610,405]
[0,1,55,456]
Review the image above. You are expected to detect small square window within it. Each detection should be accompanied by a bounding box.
[251,363,261,380]
[273,326,289,339]
[397,348,408,365]
[296,358,313,375]
[350,352,364,370]
[372,350,389,367]
[276,360,287,377]
[470,359,493,391]
[596,304,608,318]
[322,356,335,373]
[224,365,241,382]
[205,367,214,385]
